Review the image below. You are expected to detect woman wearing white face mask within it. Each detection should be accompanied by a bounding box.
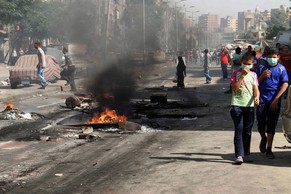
[256,48,289,159]
[230,53,260,164]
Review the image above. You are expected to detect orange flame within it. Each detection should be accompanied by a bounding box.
[85,108,127,124]
[4,102,14,109]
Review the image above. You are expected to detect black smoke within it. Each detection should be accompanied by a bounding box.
[86,57,136,116]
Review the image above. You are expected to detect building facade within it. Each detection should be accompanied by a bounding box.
[220,16,237,32]
[198,13,219,32]
[238,10,255,32]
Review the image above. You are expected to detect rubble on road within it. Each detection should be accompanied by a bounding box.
[1,79,10,86]
[0,105,45,121]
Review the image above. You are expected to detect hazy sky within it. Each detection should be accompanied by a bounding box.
[180,0,290,18]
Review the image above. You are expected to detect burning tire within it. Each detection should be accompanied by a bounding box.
[65,96,81,109]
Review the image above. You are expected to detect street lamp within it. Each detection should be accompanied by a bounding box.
[175,0,187,54]
[104,0,112,64]
[143,0,146,66]
[186,10,200,50]
[184,7,198,51]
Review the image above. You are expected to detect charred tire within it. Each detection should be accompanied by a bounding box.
[65,96,81,109]
[10,82,17,89]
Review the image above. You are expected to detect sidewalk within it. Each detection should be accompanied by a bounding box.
[0,63,78,102]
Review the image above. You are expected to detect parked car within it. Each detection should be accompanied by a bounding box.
[9,55,61,89]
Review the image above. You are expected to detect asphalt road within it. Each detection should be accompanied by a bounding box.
[1,61,291,194]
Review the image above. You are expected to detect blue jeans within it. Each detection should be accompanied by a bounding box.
[256,103,280,135]
[230,106,254,157]
[204,68,212,82]
[37,65,47,86]
[221,63,228,79]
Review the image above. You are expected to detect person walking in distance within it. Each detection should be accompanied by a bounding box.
[176,56,186,88]
[203,49,212,84]
[225,47,242,94]
[61,47,77,91]
[279,45,291,98]
[220,46,229,80]
[34,41,47,89]
[256,48,289,159]
[230,53,260,164]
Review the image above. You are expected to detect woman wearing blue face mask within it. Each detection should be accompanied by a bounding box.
[256,48,289,159]
[230,53,260,164]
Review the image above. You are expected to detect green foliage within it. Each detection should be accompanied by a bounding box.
[270,8,290,30]
[0,0,64,40]
[264,8,290,40]
[265,25,286,40]
[0,0,34,24]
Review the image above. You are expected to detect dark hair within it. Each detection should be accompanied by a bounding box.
[276,43,281,47]
[262,46,270,57]
[63,47,68,52]
[251,50,256,58]
[241,53,254,62]
[204,49,208,53]
[34,42,41,46]
[235,47,241,54]
[267,48,279,56]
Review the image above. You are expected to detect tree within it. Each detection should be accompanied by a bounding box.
[0,0,34,25]
[264,7,290,40]
[0,0,64,40]
[265,25,286,40]
[270,7,290,30]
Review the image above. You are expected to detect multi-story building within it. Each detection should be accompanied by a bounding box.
[238,10,255,32]
[220,16,238,32]
[259,10,271,22]
[198,13,219,32]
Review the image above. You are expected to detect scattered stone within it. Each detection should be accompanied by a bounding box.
[18,113,32,120]
[82,126,93,134]
[39,135,50,141]
[1,81,9,86]
[118,121,141,131]
[49,137,62,142]
[79,134,97,141]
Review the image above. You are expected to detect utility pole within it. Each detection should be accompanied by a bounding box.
[104,0,111,64]
[166,0,169,52]
[143,0,146,66]
[175,2,178,54]
[174,0,187,55]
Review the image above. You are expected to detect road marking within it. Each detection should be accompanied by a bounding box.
[37,102,60,109]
